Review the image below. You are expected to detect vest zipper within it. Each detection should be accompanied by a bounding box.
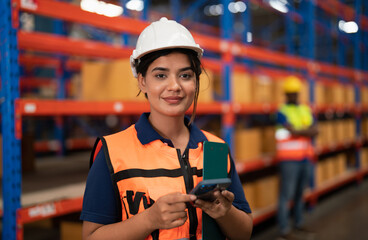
[177,148,198,240]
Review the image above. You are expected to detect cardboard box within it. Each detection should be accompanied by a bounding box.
[315,82,325,106]
[61,221,82,240]
[234,127,262,162]
[324,121,335,146]
[81,59,145,101]
[298,80,309,105]
[198,69,214,103]
[361,118,368,139]
[324,157,335,181]
[332,84,345,105]
[361,86,368,104]
[334,120,345,144]
[335,154,346,176]
[324,83,337,104]
[315,162,324,187]
[273,78,285,106]
[343,119,356,143]
[261,126,276,154]
[315,122,326,149]
[344,85,355,105]
[242,182,257,210]
[232,72,253,104]
[253,74,274,104]
[253,175,279,209]
[361,148,368,169]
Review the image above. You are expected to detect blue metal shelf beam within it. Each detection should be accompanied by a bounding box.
[0,1,22,240]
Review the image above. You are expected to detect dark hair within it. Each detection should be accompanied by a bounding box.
[135,48,203,124]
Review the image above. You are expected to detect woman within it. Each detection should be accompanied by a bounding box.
[81,17,253,240]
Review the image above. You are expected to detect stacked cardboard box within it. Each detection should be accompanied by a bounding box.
[261,126,276,155]
[315,82,326,106]
[361,86,368,105]
[334,120,345,144]
[315,161,324,187]
[315,154,347,187]
[253,175,279,209]
[343,119,356,143]
[361,148,368,169]
[61,221,82,240]
[232,72,253,104]
[335,154,347,176]
[324,157,336,182]
[234,127,262,162]
[253,74,274,104]
[344,85,355,105]
[198,69,214,103]
[242,181,257,210]
[331,84,345,105]
[242,175,279,210]
[316,121,335,148]
[361,118,368,139]
[81,59,146,101]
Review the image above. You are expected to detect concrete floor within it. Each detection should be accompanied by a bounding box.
[251,177,368,240]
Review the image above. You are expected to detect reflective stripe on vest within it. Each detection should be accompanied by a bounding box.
[277,139,309,151]
[276,137,313,160]
[91,125,230,240]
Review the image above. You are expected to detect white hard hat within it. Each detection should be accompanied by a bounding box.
[130,17,203,77]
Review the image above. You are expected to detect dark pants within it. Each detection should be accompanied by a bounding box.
[277,160,310,235]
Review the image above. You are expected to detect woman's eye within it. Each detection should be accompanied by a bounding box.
[180,73,193,80]
[155,73,166,79]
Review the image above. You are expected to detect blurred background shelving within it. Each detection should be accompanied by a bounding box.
[1,0,368,239]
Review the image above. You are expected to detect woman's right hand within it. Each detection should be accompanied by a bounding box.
[147,192,196,230]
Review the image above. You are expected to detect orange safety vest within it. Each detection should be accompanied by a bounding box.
[275,104,315,161]
[91,124,230,240]
[276,135,314,160]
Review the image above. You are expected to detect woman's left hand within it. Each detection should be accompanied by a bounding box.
[192,190,234,219]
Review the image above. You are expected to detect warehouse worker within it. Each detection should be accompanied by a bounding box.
[275,76,318,240]
[80,17,253,240]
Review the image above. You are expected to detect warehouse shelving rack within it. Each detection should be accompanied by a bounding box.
[1,0,368,239]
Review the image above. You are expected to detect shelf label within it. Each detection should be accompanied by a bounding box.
[24,103,36,113]
[28,203,56,218]
[21,0,38,10]
[113,102,124,112]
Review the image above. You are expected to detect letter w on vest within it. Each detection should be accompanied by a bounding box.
[125,190,154,215]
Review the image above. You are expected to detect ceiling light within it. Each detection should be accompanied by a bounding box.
[269,0,288,13]
[80,0,123,17]
[338,20,359,34]
[126,0,144,12]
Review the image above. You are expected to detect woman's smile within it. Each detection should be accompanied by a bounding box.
[162,96,184,104]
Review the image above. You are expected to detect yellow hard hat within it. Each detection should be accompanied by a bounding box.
[283,76,302,93]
